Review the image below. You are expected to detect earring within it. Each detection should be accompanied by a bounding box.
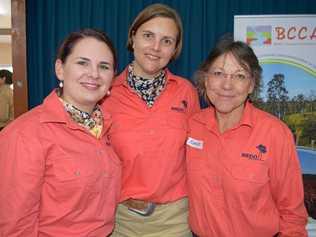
[107,90,111,96]
[59,80,64,88]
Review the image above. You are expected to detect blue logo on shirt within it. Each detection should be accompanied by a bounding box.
[241,144,267,161]
[171,100,188,113]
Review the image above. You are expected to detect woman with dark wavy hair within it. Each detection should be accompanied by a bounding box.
[0,29,121,237]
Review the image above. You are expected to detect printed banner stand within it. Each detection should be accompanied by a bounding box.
[234,15,316,229]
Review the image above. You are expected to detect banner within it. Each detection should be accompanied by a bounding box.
[235,16,315,70]
[234,15,316,149]
[234,15,316,100]
[234,14,316,228]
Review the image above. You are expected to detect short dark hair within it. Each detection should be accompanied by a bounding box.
[56,28,117,71]
[126,3,183,60]
[0,69,13,84]
[195,37,262,104]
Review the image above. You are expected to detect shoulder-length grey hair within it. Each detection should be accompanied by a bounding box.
[194,37,262,105]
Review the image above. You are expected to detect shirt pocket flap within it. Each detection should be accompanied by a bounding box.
[52,157,99,182]
[165,114,188,130]
[231,162,269,184]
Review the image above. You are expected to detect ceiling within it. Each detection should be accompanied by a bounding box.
[0,0,11,43]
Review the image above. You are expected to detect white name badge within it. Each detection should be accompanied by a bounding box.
[186,137,203,149]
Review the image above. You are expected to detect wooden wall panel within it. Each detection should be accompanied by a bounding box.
[11,0,28,117]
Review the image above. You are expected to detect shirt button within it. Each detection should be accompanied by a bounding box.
[97,150,103,155]
[74,170,81,176]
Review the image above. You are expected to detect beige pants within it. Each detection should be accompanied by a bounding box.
[110,198,192,237]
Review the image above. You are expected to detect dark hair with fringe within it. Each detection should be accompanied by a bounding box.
[56,28,117,71]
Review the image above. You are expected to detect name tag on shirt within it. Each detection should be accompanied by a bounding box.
[186,137,203,149]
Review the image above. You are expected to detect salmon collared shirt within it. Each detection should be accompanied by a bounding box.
[0,91,121,237]
[101,67,200,203]
[186,102,307,237]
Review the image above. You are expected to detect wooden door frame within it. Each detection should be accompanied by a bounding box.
[11,0,28,117]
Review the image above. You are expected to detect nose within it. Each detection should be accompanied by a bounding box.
[89,65,99,79]
[152,39,161,51]
[221,76,233,90]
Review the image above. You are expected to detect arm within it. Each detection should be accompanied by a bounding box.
[270,126,308,237]
[8,87,14,122]
[187,86,200,116]
[0,130,45,236]
[0,94,9,122]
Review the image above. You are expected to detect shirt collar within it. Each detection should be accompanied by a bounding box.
[39,90,112,133]
[112,65,178,87]
[195,100,255,133]
[239,101,255,127]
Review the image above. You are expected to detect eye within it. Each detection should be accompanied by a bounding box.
[99,64,110,70]
[143,33,154,40]
[212,70,224,78]
[77,60,89,66]
[234,73,247,80]
[161,38,174,46]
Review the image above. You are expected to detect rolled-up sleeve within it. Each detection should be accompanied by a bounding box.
[0,130,45,236]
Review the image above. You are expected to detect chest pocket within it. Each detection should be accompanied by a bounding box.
[160,112,188,147]
[231,162,269,184]
[229,161,270,208]
[51,156,102,184]
[165,112,188,130]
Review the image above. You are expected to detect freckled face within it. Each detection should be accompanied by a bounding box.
[205,53,254,118]
[132,17,178,78]
[55,37,115,112]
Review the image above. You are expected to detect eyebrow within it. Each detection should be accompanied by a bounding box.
[76,57,89,61]
[142,30,153,34]
[76,57,111,65]
[211,67,247,73]
[142,30,176,41]
[162,36,176,42]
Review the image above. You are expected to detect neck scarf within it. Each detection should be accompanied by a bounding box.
[127,63,166,107]
[60,98,103,138]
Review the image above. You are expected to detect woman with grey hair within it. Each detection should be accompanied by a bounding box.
[186,38,307,237]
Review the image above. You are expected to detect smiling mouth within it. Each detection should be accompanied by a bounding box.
[218,94,235,99]
[145,54,160,60]
[81,82,100,90]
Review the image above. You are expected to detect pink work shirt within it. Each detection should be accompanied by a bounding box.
[187,102,307,237]
[102,67,200,203]
[0,91,121,237]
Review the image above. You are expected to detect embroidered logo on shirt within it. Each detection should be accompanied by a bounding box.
[171,100,188,113]
[187,137,203,149]
[241,144,267,161]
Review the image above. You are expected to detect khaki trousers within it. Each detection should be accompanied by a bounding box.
[110,198,192,237]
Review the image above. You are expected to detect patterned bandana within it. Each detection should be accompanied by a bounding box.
[127,63,166,107]
[60,98,103,138]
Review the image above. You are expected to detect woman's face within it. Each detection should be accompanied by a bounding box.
[55,37,114,112]
[132,16,178,78]
[205,52,254,118]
